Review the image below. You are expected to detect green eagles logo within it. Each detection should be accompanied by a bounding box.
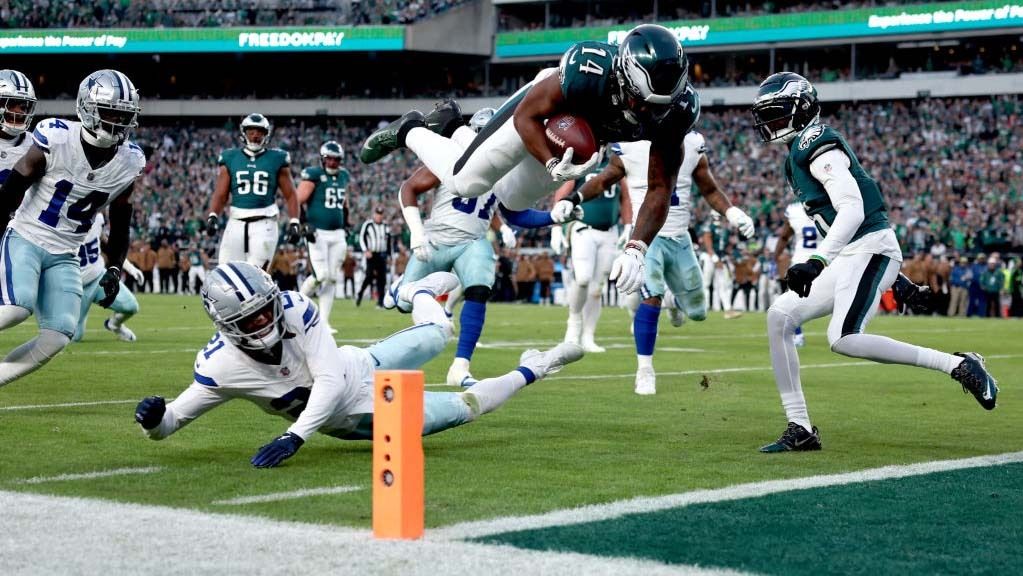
[797,124,824,151]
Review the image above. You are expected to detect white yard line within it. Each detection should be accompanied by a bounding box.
[431,450,1023,541]
[12,466,162,485]
[0,399,136,412]
[0,490,744,576]
[212,485,363,505]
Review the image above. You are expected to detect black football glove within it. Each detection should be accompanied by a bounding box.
[785,257,826,298]
[302,223,316,243]
[135,396,166,430]
[892,273,934,315]
[251,432,305,468]
[286,219,302,245]
[206,213,219,237]
[97,267,121,308]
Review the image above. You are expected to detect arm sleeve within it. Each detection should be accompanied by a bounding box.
[286,305,355,440]
[499,204,555,228]
[809,148,863,263]
[145,383,227,440]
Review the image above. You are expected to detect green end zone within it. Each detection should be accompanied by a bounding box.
[477,463,1023,575]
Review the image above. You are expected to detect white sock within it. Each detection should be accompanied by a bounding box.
[581,289,603,343]
[463,370,528,416]
[445,285,463,316]
[637,355,653,370]
[767,307,811,432]
[299,275,317,298]
[405,127,461,182]
[318,282,335,327]
[832,333,962,374]
[0,305,31,331]
[0,329,70,387]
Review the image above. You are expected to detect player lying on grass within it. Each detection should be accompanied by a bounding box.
[750,72,999,453]
[134,262,584,468]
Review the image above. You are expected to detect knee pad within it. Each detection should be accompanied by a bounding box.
[464,285,491,303]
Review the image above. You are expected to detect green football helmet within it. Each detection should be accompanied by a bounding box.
[240,112,271,153]
[751,72,820,144]
[613,24,689,125]
[319,140,344,174]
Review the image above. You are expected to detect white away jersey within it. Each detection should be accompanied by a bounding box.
[145,291,374,442]
[425,182,496,245]
[616,132,706,238]
[11,118,145,255]
[79,212,106,284]
[0,131,33,179]
[784,201,818,264]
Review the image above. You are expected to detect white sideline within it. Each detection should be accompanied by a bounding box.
[12,466,162,485]
[430,450,1023,541]
[0,399,135,412]
[0,490,745,576]
[212,485,363,505]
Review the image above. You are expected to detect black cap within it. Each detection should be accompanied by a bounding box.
[374,206,384,214]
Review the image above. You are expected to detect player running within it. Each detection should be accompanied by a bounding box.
[751,72,998,452]
[0,69,145,388]
[699,213,743,319]
[134,263,584,468]
[206,113,301,270]
[774,201,818,346]
[73,212,143,342]
[361,24,701,279]
[297,140,350,335]
[391,108,567,387]
[573,134,754,395]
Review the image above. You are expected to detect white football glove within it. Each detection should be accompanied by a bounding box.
[410,233,434,263]
[545,146,602,183]
[550,199,577,223]
[609,240,647,295]
[499,224,517,249]
[122,260,145,285]
[550,225,565,256]
[725,206,756,240]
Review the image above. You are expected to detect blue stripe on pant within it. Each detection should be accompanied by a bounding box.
[1,229,83,337]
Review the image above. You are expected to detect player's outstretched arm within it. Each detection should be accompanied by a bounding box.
[400,165,440,262]
[136,383,227,440]
[0,144,46,228]
[693,155,755,239]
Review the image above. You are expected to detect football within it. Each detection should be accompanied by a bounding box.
[544,113,599,165]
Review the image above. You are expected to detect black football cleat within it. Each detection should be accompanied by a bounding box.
[424,99,463,138]
[951,352,998,410]
[760,422,822,453]
[360,110,425,164]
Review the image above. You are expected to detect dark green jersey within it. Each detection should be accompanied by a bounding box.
[301,166,350,230]
[576,161,620,229]
[700,220,730,256]
[784,124,889,243]
[218,147,291,210]
[558,41,700,144]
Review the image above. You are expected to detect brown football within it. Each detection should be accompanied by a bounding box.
[544,113,598,165]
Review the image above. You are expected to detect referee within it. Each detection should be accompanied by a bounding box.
[357,206,391,307]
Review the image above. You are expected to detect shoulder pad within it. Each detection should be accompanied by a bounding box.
[281,291,320,334]
[300,167,317,181]
[273,148,291,165]
[32,118,73,149]
[792,124,842,166]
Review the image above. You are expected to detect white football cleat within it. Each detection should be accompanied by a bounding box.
[383,275,409,312]
[104,319,136,342]
[793,333,805,348]
[634,366,656,395]
[723,310,743,320]
[518,343,585,380]
[581,339,606,353]
[399,272,459,303]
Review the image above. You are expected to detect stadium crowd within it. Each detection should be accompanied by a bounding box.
[0,0,473,28]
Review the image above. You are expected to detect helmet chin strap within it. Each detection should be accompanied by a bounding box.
[324,166,339,175]
[81,127,118,148]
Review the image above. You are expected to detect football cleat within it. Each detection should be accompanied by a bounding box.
[360,110,425,164]
[723,310,743,320]
[398,272,460,303]
[424,99,462,138]
[951,352,998,410]
[793,332,805,348]
[104,318,136,342]
[634,366,656,395]
[382,275,411,313]
[581,339,606,354]
[760,422,821,453]
[668,305,686,328]
[518,343,585,381]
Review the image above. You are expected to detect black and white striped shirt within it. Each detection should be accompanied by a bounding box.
[359,221,390,254]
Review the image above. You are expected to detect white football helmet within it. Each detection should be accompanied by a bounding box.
[0,69,36,137]
[240,113,271,153]
[202,262,285,351]
[319,140,343,175]
[76,69,141,147]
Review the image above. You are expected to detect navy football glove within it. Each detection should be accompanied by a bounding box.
[892,273,934,314]
[785,257,826,298]
[302,223,316,243]
[97,267,121,308]
[251,432,305,468]
[286,219,302,245]
[135,396,166,430]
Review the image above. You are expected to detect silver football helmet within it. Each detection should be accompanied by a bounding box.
[240,113,271,153]
[469,107,495,132]
[0,69,37,137]
[76,69,141,148]
[201,262,285,351]
[319,140,343,175]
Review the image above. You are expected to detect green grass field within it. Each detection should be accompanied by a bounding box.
[0,295,1019,574]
